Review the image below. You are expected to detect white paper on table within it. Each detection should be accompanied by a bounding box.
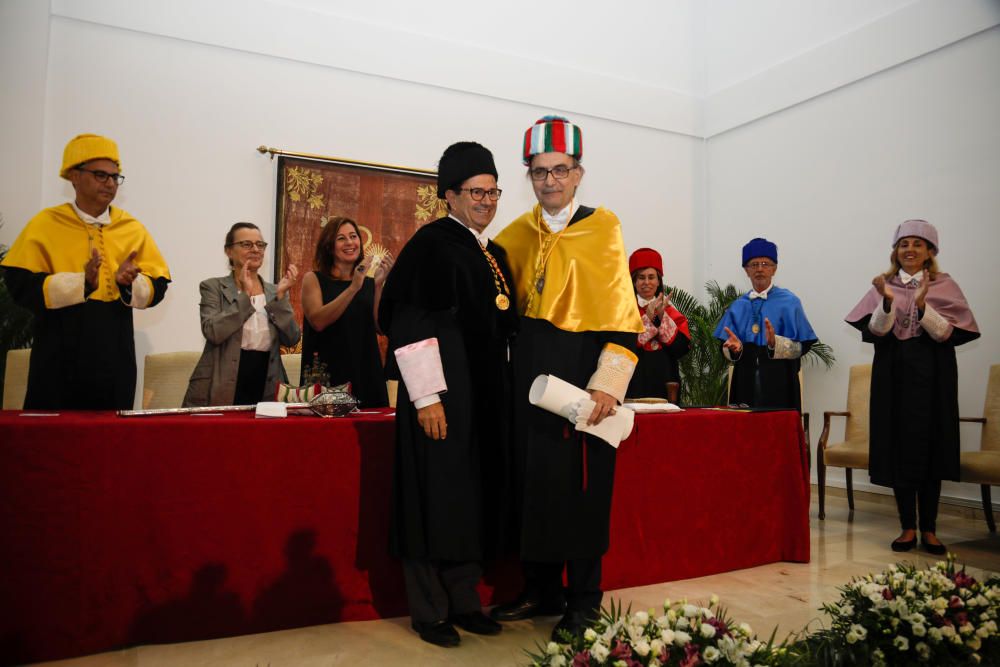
[528,374,635,448]
[255,402,287,418]
[623,402,682,413]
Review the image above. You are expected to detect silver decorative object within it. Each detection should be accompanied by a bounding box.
[308,388,359,418]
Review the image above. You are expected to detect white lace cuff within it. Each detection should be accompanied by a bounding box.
[658,315,678,344]
[771,335,802,360]
[394,338,447,404]
[43,272,87,309]
[586,343,638,404]
[129,274,153,309]
[868,301,895,336]
[920,304,953,342]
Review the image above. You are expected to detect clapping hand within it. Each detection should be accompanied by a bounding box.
[350,256,372,291]
[872,274,894,304]
[373,253,394,286]
[276,264,299,300]
[84,248,102,290]
[764,317,776,349]
[722,326,743,355]
[238,261,262,296]
[115,251,140,286]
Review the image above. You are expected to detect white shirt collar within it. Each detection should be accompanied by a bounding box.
[749,283,773,300]
[70,201,111,227]
[449,214,488,248]
[541,199,579,233]
[898,269,921,285]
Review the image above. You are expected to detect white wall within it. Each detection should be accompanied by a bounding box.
[704,26,1000,503]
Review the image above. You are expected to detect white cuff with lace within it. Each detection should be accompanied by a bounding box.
[920,304,953,342]
[771,335,802,360]
[868,301,895,336]
[585,343,638,404]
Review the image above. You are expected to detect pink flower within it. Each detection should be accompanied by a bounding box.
[572,650,591,667]
[610,640,632,659]
[953,571,977,589]
[955,611,969,627]
[679,643,703,667]
[949,595,965,609]
[882,587,895,600]
[707,616,731,636]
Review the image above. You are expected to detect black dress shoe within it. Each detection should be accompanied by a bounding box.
[891,537,917,552]
[551,610,593,643]
[491,593,566,621]
[922,540,947,556]
[450,611,502,635]
[412,620,460,647]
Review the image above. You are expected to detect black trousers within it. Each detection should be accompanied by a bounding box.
[234,349,269,405]
[522,558,602,613]
[402,559,483,624]
[893,479,942,532]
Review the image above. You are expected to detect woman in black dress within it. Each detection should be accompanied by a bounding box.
[300,216,393,407]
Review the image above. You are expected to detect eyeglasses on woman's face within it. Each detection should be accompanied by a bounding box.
[227,240,268,250]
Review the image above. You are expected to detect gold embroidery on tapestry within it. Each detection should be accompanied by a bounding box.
[286,167,325,209]
[414,184,447,222]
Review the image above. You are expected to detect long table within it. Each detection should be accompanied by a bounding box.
[0,408,809,664]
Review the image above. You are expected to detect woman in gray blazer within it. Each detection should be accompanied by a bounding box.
[183,222,300,407]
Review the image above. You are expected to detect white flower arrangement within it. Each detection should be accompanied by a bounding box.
[525,555,1000,666]
[526,598,781,667]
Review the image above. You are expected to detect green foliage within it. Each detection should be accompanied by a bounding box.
[668,281,834,406]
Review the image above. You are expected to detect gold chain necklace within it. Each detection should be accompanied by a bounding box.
[479,244,511,311]
[523,215,570,313]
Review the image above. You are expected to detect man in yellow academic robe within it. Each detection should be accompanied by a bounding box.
[491,116,643,640]
[2,134,171,409]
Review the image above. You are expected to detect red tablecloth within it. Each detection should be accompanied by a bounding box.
[0,408,808,664]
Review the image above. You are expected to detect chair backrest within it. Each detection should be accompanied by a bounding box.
[142,352,202,409]
[981,364,1000,453]
[282,353,302,386]
[2,348,31,410]
[843,363,872,444]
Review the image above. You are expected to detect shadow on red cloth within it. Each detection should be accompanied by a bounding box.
[251,529,344,632]
[127,562,246,645]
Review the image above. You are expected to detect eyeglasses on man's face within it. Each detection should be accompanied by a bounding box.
[76,167,125,185]
[746,261,775,270]
[528,165,578,181]
[227,241,268,250]
[459,187,502,202]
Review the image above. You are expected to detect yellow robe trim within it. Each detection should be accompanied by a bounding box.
[494,205,643,334]
[1,203,171,305]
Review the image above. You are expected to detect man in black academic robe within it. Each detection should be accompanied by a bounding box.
[378,142,518,647]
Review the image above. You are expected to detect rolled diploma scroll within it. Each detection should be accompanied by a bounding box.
[528,374,635,448]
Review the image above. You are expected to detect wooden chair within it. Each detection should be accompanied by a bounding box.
[817,364,872,520]
[959,364,1000,532]
[2,348,31,410]
[142,352,201,409]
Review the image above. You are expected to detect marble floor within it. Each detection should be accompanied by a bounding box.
[35,488,1000,667]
